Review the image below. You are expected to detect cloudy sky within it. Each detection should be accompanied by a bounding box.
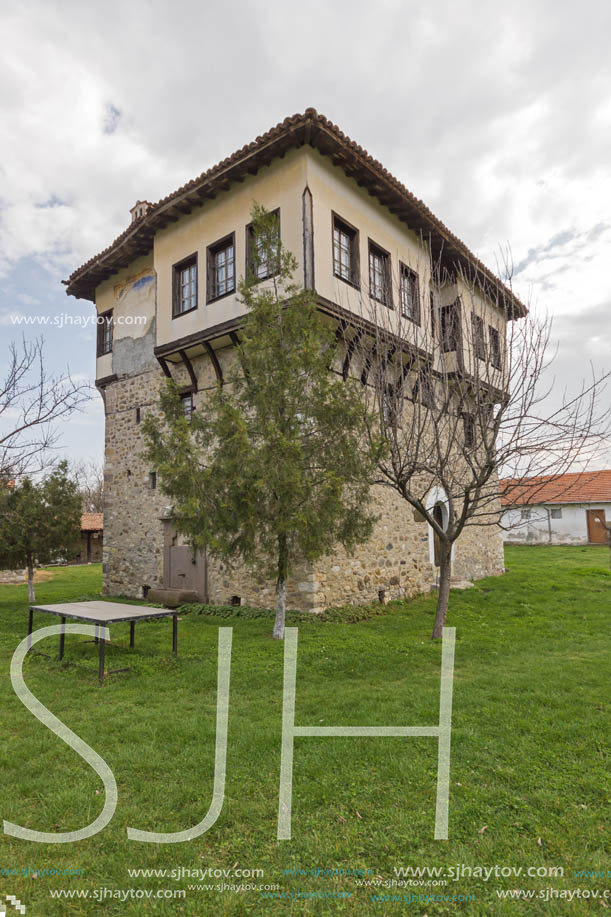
[1,0,610,467]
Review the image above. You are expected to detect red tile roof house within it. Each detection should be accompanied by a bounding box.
[499,471,611,545]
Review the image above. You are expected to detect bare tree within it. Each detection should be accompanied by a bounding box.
[339,253,610,639]
[71,458,104,513]
[0,337,91,479]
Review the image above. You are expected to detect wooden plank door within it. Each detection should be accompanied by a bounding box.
[586,509,608,544]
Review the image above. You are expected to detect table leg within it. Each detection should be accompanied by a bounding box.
[59,616,66,660]
[172,614,178,656]
[27,608,33,651]
[99,637,105,683]
[130,621,135,648]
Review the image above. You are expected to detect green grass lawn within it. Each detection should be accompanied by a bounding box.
[0,547,609,915]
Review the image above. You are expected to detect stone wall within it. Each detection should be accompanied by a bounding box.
[102,342,505,608]
[102,368,167,598]
[0,569,26,585]
[309,484,432,610]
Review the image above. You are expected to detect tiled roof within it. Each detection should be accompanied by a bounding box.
[81,512,103,531]
[63,108,527,317]
[499,470,611,506]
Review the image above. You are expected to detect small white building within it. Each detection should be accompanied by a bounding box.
[500,470,611,545]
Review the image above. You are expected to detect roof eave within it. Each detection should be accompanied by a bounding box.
[63,110,528,317]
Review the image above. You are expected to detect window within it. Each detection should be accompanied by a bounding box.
[520,508,531,520]
[207,233,235,302]
[440,301,461,353]
[135,407,141,424]
[413,368,435,408]
[368,241,391,306]
[97,310,113,356]
[180,392,193,420]
[149,471,157,490]
[173,254,198,317]
[247,209,280,281]
[550,507,562,519]
[463,413,475,447]
[332,214,359,286]
[489,325,502,369]
[399,264,420,323]
[471,313,486,360]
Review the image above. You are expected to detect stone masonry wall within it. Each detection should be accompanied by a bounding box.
[102,368,167,598]
[102,342,505,608]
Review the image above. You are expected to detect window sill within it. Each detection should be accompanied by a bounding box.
[333,271,360,291]
[370,293,393,309]
[206,287,236,306]
[172,305,198,319]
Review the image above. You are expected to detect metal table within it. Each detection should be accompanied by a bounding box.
[28,601,179,682]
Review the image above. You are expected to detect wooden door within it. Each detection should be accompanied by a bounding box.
[163,525,209,599]
[586,509,608,544]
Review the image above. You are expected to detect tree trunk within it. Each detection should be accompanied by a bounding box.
[27,557,36,604]
[431,541,452,639]
[273,535,289,640]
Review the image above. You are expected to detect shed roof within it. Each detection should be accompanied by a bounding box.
[81,513,103,532]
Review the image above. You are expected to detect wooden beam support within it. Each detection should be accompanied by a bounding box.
[178,349,198,392]
[204,341,223,387]
[360,344,378,386]
[342,329,364,381]
[156,355,172,379]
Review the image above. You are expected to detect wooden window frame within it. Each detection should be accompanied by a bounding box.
[96,309,113,356]
[413,368,435,408]
[172,253,198,318]
[399,263,420,324]
[206,232,236,304]
[489,325,502,369]
[440,300,461,353]
[246,208,280,282]
[368,239,392,307]
[332,212,359,288]
[471,312,486,360]
[462,412,475,448]
[180,392,194,421]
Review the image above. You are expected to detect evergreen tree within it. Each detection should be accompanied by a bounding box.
[144,204,381,638]
[0,461,81,602]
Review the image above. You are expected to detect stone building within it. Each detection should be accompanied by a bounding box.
[65,109,525,610]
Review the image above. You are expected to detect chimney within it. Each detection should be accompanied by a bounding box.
[129,200,153,223]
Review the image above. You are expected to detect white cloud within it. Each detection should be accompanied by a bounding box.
[0,0,609,462]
